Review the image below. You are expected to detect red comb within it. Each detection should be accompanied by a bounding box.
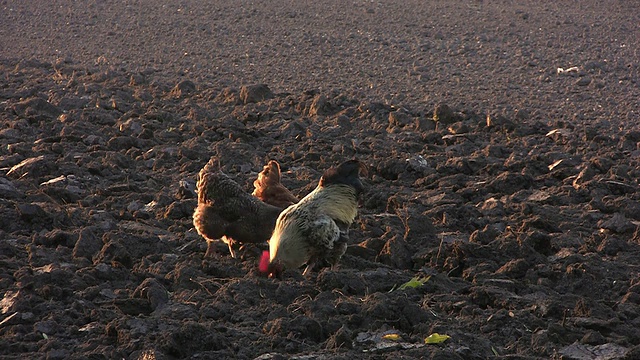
[259,250,270,273]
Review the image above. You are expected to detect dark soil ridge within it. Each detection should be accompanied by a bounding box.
[1,59,640,359]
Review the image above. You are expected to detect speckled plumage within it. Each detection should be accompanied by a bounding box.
[267,160,366,276]
[192,158,284,258]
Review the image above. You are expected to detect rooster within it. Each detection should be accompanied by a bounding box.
[260,159,367,278]
[252,160,299,208]
[192,158,290,258]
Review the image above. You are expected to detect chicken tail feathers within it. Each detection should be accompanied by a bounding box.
[196,158,219,204]
[257,160,282,184]
[196,158,248,205]
[252,160,282,199]
[252,160,299,208]
[192,203,226,240]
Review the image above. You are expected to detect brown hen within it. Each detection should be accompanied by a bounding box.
[192,158,287,258]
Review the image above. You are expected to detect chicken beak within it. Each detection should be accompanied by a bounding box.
[267,262,283,279]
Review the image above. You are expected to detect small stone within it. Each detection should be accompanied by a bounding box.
[596,236,627,256]
[581,330,606,345]
[16,203,46,220]
[119,118,143,135]
[239,84,274,104]
[0,177,22,199]
[170,80,196,97]
[13,97,63,119]
[433,103,459,124]
[515,108,530,120]
[495,258,530,279]
[7,155,54,179]
[518,231,553,255]
[72,227,103,260]
[559,343,629,360]
[129,73,146,86]
[447,122,469,134]
[47,349,70,360]
[415,116,436,131]
[177,179,197,199]
[326,325,353,349]
[479,198,505,217]
[308,94,330,116]
[470,225,499,245]
[376,235,413,269]
[34,320,59,335]
[572,165,596,189]
[576,77,592,86]
[133,278,169,310]
[599,213,634,234]
[388,110,412,128]
[406,155,435,176]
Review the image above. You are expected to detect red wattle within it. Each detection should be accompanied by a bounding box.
[259,250,270,273]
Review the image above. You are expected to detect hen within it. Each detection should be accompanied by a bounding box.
[260,159,367,278]
[252,160,299,208]
[192,158,287,258]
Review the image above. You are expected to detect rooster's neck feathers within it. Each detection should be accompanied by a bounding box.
[304,184,358,225]
[318,160,366,196]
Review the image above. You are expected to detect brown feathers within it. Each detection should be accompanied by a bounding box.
[252,160,299,208]
[192,158,285,258]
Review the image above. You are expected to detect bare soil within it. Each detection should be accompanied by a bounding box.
[1,1,640,359]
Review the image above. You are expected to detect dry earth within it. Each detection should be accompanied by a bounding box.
[1,1,640,359]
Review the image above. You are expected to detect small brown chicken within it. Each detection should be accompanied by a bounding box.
[192,158,287,258]
[252,160,299,208]
[260,159,367,278]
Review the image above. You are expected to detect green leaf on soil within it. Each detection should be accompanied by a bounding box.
[424,333,450,344]
[396,275,431,291]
